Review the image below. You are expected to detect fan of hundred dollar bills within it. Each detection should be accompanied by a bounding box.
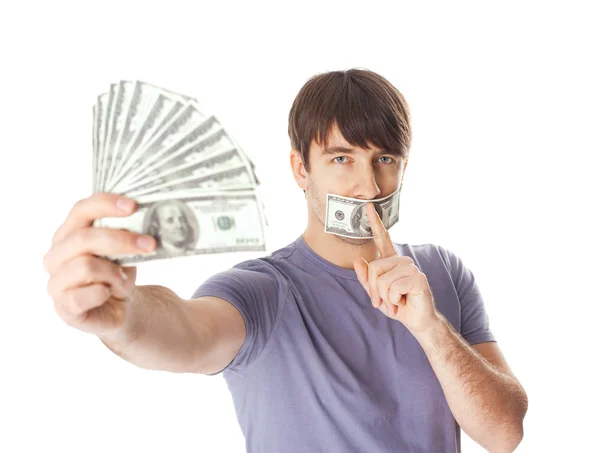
[92,80,267,265]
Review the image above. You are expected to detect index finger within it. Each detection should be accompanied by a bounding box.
[52,193,137,245]
[366,202,396,258]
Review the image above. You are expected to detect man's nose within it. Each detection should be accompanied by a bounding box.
[352,167,381,200]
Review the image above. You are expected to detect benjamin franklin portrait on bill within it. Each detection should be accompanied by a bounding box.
[143,200,199,257]
[350,202,383,236]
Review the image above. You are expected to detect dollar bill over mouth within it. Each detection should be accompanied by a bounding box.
[324,187,402,239]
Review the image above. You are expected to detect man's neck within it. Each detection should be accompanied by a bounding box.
[302,219,381,269]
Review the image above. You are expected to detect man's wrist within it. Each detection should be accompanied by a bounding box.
[410,311,447,344]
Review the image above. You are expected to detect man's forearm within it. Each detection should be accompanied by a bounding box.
[99,285,207,373]
[413,313,527,453]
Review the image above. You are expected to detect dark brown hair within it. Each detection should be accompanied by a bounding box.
[288,68,412,171]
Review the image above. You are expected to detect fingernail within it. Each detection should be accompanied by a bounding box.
[137,235,155,252]
[119,267,128,281]
[117,197,135,212]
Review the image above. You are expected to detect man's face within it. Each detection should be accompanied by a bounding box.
[156,204,189,246]
[300,122,406,244]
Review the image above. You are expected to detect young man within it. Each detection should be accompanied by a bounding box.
[43,69,528,453]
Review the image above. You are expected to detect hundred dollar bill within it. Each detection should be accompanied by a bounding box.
[144,81,201,110]
[124,126,243,188]
[104,80,141,188]
[95,191,266,264]
[324,188,401,238]
[124,147,252,194]
[92,105,98,193]
[124,163,257,198]
[104,80,193,188]
[109,93,187,191]
[98,84,117,191]
[103,80,135,190]
[117,107,213,187]
[94,92,109,192]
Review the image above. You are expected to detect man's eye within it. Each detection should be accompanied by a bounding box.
[333,156,348,163]
[379,156,394,164]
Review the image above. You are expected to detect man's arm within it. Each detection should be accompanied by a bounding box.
[99,285,246,375]
[414,313,528,453]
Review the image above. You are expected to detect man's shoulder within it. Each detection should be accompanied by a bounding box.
[191,245,295,300]
[395,241,442,256]
[228,240,299,276]
[395,242,452,269]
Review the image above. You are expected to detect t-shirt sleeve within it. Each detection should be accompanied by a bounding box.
[190,260,283,375]
[438,246,496,345]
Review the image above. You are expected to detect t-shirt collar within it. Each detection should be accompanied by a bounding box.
[293,235,403,280]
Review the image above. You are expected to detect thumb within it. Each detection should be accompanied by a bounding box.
[353,258,371,297]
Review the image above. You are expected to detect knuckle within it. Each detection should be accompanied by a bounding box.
[46,277,58,299]
[61,291,79,316]
[80,254,98,271]
[377,281,387,297]
[368,261,378,274]
[55,298,79,328]
[42,250,53,272]
[71,198,88,217]
[71,228,89,251]
[63,286,92,316]
[79,256,100,284]
[50,227,64,246]
[53,298,70,323]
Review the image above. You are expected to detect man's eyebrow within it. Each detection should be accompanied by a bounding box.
[322,146,356,155]
[321,146,403,156]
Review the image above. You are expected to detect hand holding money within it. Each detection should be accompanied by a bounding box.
[43,193,155,336]
[91,80,267,264]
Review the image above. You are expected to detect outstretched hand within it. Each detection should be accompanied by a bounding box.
[353,203,441,335]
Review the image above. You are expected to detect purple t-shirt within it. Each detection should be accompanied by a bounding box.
[192,236,495,453]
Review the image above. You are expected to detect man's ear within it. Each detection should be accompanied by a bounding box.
[290,150,308,191]
[400,158,409,185]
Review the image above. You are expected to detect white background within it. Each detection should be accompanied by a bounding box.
[1,1,598,452]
